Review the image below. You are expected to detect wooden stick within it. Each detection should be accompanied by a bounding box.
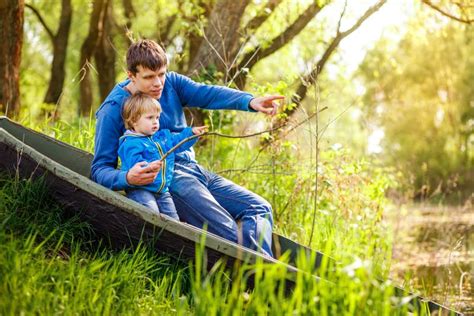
[159,106,328,161]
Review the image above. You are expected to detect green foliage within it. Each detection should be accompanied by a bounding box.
[357,12,474,201]
[197,131,395,269]
[20,115,96,153]
[8,1,471,312]
[188,241,421,315]
[0,169,440,315]
[0,176,191,315]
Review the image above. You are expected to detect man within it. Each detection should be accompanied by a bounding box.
[91,39,283,257]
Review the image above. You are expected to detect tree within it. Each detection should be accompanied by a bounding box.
[26,0,72,118]
[283,0,387,123]
[94,0,116,102]
[18,0,388,120]
[231,0,323,88]
[357,14,473,197]
[0,0,24,117]
[422,0,474,24]
[188,0,251,78]
[78,0,110,116]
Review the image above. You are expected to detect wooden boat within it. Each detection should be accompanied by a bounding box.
[0,116,461,315]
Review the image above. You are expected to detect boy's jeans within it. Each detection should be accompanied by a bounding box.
[126,189,180,221]
[170,161,274,257]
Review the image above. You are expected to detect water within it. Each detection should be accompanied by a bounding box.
[386,204,474,314]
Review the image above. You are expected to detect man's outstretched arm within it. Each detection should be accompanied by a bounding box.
[171,72,283,113]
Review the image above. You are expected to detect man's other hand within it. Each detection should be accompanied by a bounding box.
[126,160,162,186]
[249,95,285,115]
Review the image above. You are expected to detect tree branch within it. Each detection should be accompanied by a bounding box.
[243,0,283,32]
[422,0,474,24]
[336,0,348,33]
[25,3,54,41]
[237,2,324,72]
[157,0,183,47]
[160,126,281,161]
[287,0,387,118]
[222,106,329,175]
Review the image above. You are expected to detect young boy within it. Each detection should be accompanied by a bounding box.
[119,92,207,220]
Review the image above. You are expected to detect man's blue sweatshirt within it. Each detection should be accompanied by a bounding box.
[91,71,254,190]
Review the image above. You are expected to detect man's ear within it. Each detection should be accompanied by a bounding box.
[127,71,135,80]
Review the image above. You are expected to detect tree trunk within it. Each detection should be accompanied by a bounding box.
[122,0,135,30]
[113,0,134,45]
[95,0,116,102]
[179,0,213,73]
[185,0,248,126]
[0,0,24,117]
[43,0,72,118]
[188,0,250,79]
[78,0,107,116]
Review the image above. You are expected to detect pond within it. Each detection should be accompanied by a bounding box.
[386,203,474,314]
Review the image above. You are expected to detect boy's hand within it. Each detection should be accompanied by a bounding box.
[192,126,208,135]
[250,95,284,116]
[126,160,162,186]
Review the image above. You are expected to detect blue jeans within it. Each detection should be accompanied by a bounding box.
[169,161,273,257]
[126,189,179,221]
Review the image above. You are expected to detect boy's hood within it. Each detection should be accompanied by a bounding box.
[124,130,146,137]
[119,129,148,145]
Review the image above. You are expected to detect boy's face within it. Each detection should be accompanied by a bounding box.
[129,65,167,99]
[132,110,160,136]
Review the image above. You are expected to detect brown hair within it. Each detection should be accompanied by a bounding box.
[123,93,162,130]
[126,39,168,74]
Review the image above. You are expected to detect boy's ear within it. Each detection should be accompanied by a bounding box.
[127,71,135,80]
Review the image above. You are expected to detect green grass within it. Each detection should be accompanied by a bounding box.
[0,177,192,315]
[0,118,434,315]
[0,177,426,315]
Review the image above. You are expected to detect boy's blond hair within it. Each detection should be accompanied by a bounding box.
[123,92,162,130]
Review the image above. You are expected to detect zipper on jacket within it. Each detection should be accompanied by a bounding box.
[150,137,167,193]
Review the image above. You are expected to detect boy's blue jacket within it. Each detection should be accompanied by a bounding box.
[118,128,196,193]
[91,71,254,190]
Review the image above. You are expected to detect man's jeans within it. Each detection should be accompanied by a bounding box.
[126,189,180,221]
[170,161,273,257]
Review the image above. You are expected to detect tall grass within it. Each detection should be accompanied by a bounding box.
[188,238,423,315]
[0,177,191,315]
[200,135,396,269]
[0,176,427,315]
[19,115,96,153]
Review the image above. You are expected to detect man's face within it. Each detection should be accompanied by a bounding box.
[129,65,167,99]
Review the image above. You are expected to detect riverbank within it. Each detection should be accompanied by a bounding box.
[385,203,474,314]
